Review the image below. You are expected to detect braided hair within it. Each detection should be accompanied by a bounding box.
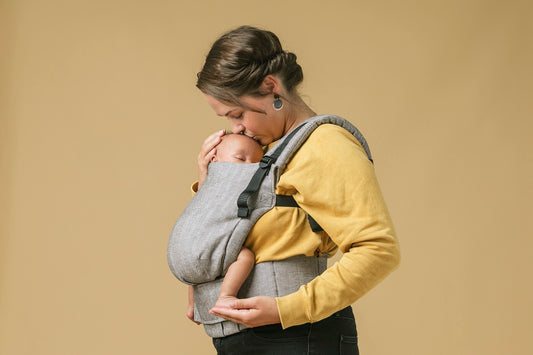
[196,26,303,105]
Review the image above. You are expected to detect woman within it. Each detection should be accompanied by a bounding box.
[192,25,400,354]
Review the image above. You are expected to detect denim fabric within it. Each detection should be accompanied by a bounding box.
[212,306,358,355]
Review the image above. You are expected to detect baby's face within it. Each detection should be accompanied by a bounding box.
[213,134,263,163]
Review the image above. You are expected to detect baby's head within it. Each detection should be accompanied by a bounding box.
[212,134,264,163]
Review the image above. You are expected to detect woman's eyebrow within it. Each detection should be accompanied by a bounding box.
[223,109,237,116]
[214,109,236,117]
[247,106,266,114]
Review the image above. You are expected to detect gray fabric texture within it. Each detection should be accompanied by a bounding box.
[166,115,372,337]
[196,255,328,338]
[167,162,276,284]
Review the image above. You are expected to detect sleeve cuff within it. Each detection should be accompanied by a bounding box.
[275,290,310,329]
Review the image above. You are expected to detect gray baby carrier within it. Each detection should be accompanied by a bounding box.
[167,115,373,337]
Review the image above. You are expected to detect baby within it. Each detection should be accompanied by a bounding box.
[210,132,264,164]
[187,134,264,323]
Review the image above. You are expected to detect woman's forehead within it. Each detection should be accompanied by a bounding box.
[204,94,237,116]
[204,94,265,115]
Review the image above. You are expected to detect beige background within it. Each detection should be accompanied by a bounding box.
[1,0,532,354]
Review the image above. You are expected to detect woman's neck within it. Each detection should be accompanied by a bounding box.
[283,94,317,135]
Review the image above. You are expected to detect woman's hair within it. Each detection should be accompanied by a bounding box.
[196,25,303,105]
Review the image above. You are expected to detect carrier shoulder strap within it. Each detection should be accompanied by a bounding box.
[237,115,373,224]
[237,123,306,218]
[275,194,323,232]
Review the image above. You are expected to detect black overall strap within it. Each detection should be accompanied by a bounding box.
[276,195,324,232]
[239,116,374,223]
[274,125,375,232]
[237,123,307,218]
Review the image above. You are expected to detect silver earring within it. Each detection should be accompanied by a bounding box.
[273,94,283,110]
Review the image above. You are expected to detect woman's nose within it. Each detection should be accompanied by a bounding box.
[230,123,245,134]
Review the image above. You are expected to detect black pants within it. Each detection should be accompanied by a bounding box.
[212,306,359,355]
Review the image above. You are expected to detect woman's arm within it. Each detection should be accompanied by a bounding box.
[210,124,400,328]
[275,125,400,328]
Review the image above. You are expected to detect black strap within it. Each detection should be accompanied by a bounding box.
[275,194,299,207]
[307,215,323,233]
[237,124,307,218]
[237,117,374,221]
[237,156,275,217]
[275,195,324,233]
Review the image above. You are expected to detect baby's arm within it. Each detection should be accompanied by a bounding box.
[216,248,255,308]
[187,248,255,322]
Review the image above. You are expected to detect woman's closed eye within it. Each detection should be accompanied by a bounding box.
[229,112,243,119]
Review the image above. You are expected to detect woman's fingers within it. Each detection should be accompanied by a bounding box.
[209,296,280,328]
[197,129,225,187]
[199,129,225,158]
[209,307,254,326]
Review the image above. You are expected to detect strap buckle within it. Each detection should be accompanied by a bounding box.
[259,155,275,168]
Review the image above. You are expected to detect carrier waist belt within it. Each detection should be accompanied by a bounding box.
[193,254,328,338]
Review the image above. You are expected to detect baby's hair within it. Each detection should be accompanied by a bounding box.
[222,133,263,148]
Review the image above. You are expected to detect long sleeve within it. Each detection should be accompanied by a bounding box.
[274,124,401,328]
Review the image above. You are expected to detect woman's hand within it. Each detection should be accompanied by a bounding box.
[197,129,226,188]
[209,296,281,328]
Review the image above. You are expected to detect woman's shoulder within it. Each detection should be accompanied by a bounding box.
[267,121,361,153]
[284,121,371,173]
[280,119,375,191]
[308,122,363,143]
[301,122,366,156]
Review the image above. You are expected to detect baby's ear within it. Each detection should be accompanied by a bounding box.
[211,155,218,162]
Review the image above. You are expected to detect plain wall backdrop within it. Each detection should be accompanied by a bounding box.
[1,0,532,354]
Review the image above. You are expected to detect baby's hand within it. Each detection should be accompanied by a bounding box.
[213,295,239,310]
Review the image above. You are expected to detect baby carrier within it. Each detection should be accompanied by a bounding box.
[167,115,373,337]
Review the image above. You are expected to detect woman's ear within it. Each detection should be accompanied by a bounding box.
[260,75,281,95]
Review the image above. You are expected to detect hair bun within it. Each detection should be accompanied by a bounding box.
[197,26,304,104]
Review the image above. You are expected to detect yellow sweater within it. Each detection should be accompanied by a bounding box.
[250,124,400,329]
[193,123,400,329]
